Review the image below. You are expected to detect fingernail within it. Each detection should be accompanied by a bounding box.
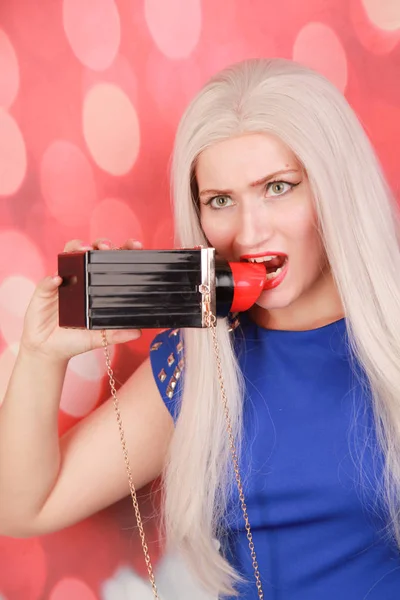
[99,240,112,248]
[126,329,141,338]
[132,240,143,249]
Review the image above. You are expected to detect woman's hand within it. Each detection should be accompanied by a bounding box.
[20,238,143,362]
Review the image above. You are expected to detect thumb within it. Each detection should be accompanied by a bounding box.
[98,328,142,347]
[35,275,63,299]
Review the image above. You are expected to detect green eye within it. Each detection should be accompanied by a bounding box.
[267,181,295,196]
[209,196,233,209]
[271,182,287,194]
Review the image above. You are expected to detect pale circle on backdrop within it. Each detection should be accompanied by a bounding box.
[60,346,115,418]
[68,346,115,382]
[350,0,400,54]
[49,578,98,600]
[0,276,36,346]
[89,198,144,246]
[0,109,27,196]
[60,365,102,418]
[82,54,138,108]
[83,83,140,176]
[293,22,348,93]
[0,29,20,108]
[0,229,45,281]
[144,0,202,59]
[362,0,400,30]
[40,140,98,227]
[63,0,121,71]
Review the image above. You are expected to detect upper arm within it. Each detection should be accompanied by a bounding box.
[33,356,174,535]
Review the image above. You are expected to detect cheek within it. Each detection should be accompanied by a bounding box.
[285,205,324,260]
[200,213,234,249]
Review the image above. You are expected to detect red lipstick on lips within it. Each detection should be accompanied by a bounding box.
[240,252,288,291]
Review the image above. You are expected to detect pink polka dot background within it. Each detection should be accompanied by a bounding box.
[0,0,399,596]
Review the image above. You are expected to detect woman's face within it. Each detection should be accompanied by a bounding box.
[196,133,338,325]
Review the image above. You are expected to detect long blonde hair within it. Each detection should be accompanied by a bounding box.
[162,58,400,596]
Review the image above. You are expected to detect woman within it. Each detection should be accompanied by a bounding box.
[1,58,400,599]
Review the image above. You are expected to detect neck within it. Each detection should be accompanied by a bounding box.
[249,270,345,331]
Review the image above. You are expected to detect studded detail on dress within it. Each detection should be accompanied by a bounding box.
[149,329,185,411]
[158,369,167,382]
[151,341,163,351]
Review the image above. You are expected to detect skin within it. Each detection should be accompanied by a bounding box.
[0,133,345,538]
[0,237,174,536]
[196,132,345,331]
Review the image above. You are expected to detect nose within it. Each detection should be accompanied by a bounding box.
[234,204,274,252]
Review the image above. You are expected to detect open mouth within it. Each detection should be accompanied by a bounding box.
[241,253,288,282]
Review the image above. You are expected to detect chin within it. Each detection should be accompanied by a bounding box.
[254,288,297,311]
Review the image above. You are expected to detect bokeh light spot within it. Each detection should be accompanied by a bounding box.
[82,54,138,108]
[351,0,400,54]
[69,347,114,382]
[40,140,98,227]
[60,371,101,417]
[90,198,144,246]
[83,83,140,176]
[0,29,20,108]
[0,230,45,281]
[60,348,115,417]
[49,578,97,600]
[293,22,348,92]
[0,276,36,346]
[0,109,27,196]
[144,0,202,59]
[362,0,400,31]
[63,0,121,71]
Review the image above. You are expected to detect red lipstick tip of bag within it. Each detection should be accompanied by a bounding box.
[229,262,266,312]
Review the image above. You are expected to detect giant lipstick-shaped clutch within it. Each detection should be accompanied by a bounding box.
[58,248,266,329]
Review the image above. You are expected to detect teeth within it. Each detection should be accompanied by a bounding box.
[248,255,277,263]
[266,267,283,280]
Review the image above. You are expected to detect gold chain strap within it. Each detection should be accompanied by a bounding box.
[200,285,264,600]
[101,284,264,599]
[101,331,161,600]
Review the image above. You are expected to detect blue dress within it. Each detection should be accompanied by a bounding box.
[149,317,400,599]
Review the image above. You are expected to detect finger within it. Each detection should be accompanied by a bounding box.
[93,238,114,250]
[35,274,63,298]
[97,328,142,347]
[63,239,92,252]
[120,238,143,250]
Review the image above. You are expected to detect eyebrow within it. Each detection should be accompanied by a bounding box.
[198,168,301,199]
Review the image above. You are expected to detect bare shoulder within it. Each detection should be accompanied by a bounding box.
[34,356,174,535]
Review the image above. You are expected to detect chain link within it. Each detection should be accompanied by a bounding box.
[101,331,160,599]
[201,287,264,600]
[101,283,264,599]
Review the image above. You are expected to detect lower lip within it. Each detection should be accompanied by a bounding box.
[263,260,288,290]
